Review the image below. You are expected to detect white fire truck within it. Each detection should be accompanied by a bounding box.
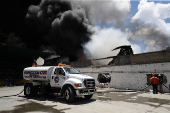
[23,64,96,102]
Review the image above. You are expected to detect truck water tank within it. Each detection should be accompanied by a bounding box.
[23,66,55,81]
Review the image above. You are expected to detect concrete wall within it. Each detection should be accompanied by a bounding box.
[114,55,131,65]
[110,50,170,65]
[76,62,170,93]
[130,51,170,64]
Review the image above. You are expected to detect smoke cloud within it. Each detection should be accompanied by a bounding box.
[26,0,92,60]
[130,0,170,52]
[80,0,141,64]
[76,0,131,28]
[83,26,141,64]
[129,23,170,52]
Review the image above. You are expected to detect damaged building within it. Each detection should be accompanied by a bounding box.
[76,46,170,93]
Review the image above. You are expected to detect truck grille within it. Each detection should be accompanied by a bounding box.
[84,79,95,89]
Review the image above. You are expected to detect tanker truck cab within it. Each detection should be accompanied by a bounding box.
[23,65,96,102]
[50,67,66,88]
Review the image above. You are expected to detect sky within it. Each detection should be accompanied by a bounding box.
[76,0,170,64]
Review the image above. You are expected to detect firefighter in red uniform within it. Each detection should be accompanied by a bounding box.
[150,74,160,94]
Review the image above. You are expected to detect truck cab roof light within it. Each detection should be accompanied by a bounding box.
[58,64,71,67]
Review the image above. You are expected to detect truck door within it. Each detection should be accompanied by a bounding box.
[50,67,66,88]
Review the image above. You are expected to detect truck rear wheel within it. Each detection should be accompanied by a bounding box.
[24,84,36,97]
[84,94,93,99]
[64,86,75,103]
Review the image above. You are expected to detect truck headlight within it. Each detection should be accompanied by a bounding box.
[75,83,82,87]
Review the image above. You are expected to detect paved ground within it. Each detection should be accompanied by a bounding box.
[0,86,170,113]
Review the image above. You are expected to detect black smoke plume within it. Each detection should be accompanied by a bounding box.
[25,0,92,61]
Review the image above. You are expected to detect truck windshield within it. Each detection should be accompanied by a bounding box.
[63,67,80,74]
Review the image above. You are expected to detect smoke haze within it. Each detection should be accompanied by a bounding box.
[76,0,130,28]
[25,0,170,64]
[79,0,141,64]
[83,26,141,64]
[129,22,170,52]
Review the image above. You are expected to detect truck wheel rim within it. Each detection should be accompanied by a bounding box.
[65,89,69,100]
[26,87,30,94]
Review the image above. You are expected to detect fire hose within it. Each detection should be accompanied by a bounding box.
[127,77,147,91]
[140,84,151,91]
[0,89,24,98]
[127,77,170,92]
[141,83,170,92]
[162,83,170,91]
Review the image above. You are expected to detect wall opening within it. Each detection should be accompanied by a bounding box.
[97,73,111,83]
[146,74,167,85]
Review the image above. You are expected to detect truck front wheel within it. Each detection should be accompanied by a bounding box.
[84,94,93,99]
[64,86,75,103]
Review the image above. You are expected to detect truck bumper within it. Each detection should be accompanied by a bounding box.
[76,88,96,96]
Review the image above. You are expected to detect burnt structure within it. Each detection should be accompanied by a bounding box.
[90,45,134,65]
[109,48,170,65]
[108,45,133,65]
[112,45,133,56]
[92,45,170,66]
